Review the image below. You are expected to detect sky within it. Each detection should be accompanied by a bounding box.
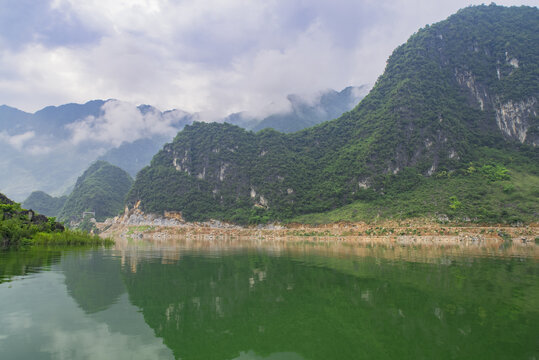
[0,0,537,119]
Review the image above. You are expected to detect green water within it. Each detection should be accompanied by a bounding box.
[0,243,537,359]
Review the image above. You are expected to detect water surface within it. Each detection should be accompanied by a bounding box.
[0,240,537,359]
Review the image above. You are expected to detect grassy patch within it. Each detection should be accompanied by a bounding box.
[292,166,539,225]
[126,225,154,235]
[29,231,113,246]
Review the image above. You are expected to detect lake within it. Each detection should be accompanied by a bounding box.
[0,237,537,359]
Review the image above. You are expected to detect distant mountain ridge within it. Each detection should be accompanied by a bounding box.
[0,100,193,200]
[22,191,67,218]
[225,85,369,133]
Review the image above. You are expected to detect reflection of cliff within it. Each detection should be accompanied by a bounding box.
[62,251,125,314]
[121,251,538,360]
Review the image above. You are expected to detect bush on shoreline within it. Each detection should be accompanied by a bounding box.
[1,193,112,249]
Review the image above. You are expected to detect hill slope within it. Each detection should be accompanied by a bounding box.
[128,5,538,224]
[22,191,67,218]
[58,161,133,222]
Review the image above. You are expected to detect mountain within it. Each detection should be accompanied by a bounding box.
[224,86,369,133]
[127,5,539,224]
[98,137,170,178]
[0,105,32,130]
[1,87,366,201]
[0,100,192,201]
[0,100,109,201]
[32,100,105,136]
[58,161,133,222]
[22,191,67,218]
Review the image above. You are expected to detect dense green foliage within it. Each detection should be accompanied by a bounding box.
[1,197,62,248]
[22,191,67,217]
[62,251,124,314]
[58,161,133,222]
[128,5,539,224]
[0,193,108,248]
[295,148,539,224]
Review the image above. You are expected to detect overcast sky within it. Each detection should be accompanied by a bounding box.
[1,0,537,118]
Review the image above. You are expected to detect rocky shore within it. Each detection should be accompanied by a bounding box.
[98,206,538,255]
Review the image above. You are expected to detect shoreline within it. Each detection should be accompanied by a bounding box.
[99,218,538,256]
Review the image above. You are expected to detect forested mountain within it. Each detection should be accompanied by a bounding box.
[128,5,539,224]
[1,87,364,201]
[58,161,133,222]
[0,101,104,135]
[22,191,67,218]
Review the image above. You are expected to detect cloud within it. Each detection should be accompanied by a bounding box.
[42,323,173,360]
[66,100,183,146]
[26,144,53,156]
[0,274,173,360]
[0,0,99,50]
[0,0,537,117]
[0,130,35,150]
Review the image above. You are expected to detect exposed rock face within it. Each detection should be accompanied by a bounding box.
[455,69,490,111]
[101,205,241,229]
[495,97,538,145]
[219,163,229,181]
[257,195,269,209]
[19,210,48,224]
[455,66,538,146]
[172,149,190,174]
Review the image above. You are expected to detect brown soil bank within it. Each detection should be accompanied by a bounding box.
[99,216,538,255]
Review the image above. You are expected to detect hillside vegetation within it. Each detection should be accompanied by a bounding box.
[0,193,109,248]
[58,161,133,222]
[128,5,538,224]
[22,191,67,218]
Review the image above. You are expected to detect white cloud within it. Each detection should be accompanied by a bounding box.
[0,130,35,150]
[26,144,53,156]
[0,0,537,116]
[42,323,172,360]
[66,100,181,146]
[0,44,91,107]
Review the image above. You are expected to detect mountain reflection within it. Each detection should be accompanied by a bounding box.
[115,242,538,360]
[62,250,125,314]
[1,241,537,360]
[0,249,62,284]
